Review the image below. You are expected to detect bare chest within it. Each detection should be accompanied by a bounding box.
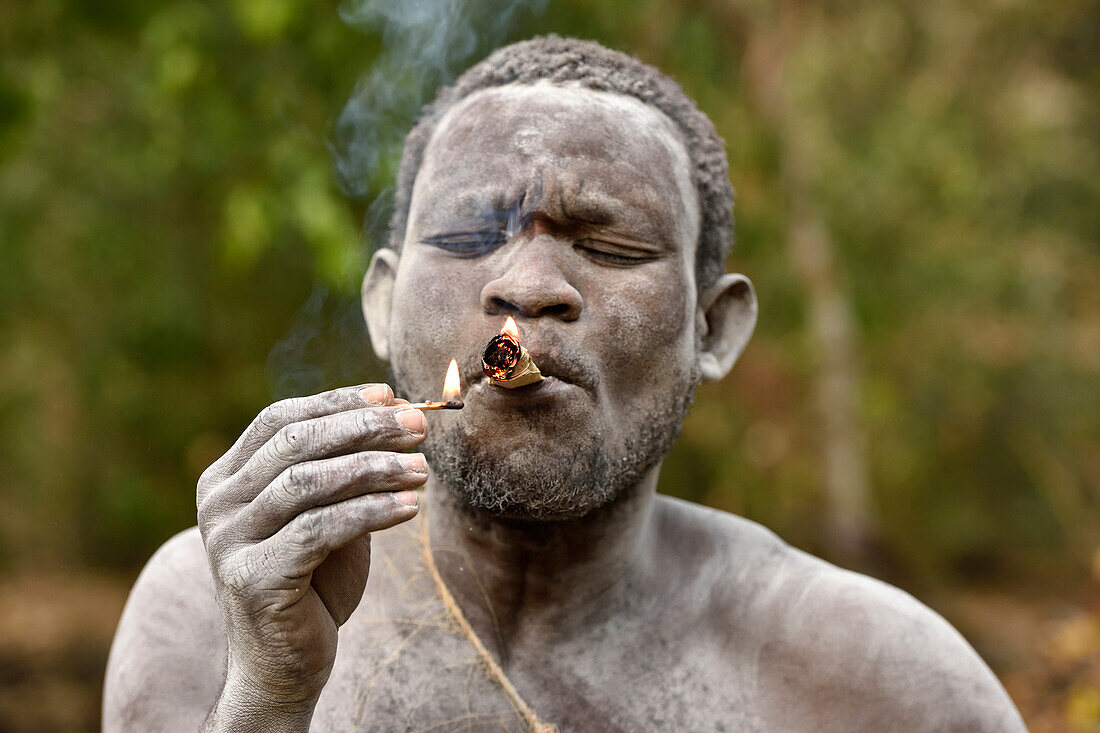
[311,595,763,732]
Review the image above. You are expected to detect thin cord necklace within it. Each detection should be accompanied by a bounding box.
[419,510,558,733]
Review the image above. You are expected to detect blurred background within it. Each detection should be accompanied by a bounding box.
[1,0,1097,730]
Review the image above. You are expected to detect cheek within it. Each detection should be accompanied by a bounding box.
[389,256,483,383]
[585,267,695,392]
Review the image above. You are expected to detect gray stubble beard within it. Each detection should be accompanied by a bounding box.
[416,367,701,521]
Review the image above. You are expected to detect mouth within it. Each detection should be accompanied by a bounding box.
[462,347,591,402]
[467,350,591,389]
[468,375,579,406]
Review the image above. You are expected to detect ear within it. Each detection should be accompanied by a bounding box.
[362,248,400,362]
[697,274,758,382]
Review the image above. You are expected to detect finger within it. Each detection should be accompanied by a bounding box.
[198,407,426,535]
[312,536,371,626]
[225,406,426,498]
[200,383,395,493]
[220,451,428,542]
[244,490,419,583]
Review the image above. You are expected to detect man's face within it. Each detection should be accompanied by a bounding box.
[384,83,702,519]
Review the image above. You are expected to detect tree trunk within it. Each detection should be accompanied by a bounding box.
[742,5,877,564]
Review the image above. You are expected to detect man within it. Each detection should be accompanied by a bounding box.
[104,37,1026,731]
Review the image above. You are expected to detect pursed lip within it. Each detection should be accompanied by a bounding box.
[518,348,595,390]
[466,375,579,403]
[471,351,594,389]
[460,341,597,391]
[461,350,595,404]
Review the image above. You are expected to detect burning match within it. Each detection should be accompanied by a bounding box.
[482,316,545,388]
[403,400,464,411]
[404,359,464,410]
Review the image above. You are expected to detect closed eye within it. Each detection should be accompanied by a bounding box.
[420,231,507,257]
[574,240,661,266]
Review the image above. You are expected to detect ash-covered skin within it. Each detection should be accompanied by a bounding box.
[104,39,1027,733]
[387,84,702,520]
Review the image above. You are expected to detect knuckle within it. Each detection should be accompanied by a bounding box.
[385,452,409,475]
[271,422,308,462]
[197,464,227,506]
[292,507,325,548]
[197,464,217,493]
[355,408,386,437]
[221,553,258,593]
[281,463,304,495]
[202,528,233,573]
[311,460,339,491]
[279,463,313,503]
[258,400,295,431]
[320,388,349,411]
[345,453,383,485]
[196,495,217,532]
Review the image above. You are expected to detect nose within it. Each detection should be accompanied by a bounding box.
[479,233,583,321]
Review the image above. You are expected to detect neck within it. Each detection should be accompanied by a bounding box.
[422,467,659,662]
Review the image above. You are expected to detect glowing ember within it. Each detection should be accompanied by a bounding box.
[482,334,519,381]
[482,317,544,388]
[442,358,462,402]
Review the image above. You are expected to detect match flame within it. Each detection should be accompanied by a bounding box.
[501,316,520,341]
[441,358,462,401]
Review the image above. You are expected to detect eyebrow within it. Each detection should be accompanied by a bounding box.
[561,196,620,226]
[439,185,516,213]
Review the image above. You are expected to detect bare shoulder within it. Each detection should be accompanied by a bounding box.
[653,495,1026,733]
[103,526,225,731]
[754,548,1026,732]
[651,493,792,591]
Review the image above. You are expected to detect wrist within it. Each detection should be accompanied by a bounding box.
[203,669,321,733]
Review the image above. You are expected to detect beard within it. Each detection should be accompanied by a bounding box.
[397,364,701,521]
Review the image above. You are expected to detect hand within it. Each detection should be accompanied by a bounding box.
[195,383,427,726]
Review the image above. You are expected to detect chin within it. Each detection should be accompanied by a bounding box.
[464,494,607,523]
[422,408,681,522]
[426,435,621,521]
[412,362,700,521]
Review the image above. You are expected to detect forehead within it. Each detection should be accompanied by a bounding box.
[411,83,698,245]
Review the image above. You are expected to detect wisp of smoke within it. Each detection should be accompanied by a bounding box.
[268,0,547,399]
[331,0,549,204]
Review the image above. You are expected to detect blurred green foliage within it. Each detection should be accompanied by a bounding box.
[0,0,1096,600]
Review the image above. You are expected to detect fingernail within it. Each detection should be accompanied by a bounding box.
[392,490,419,507]
[395,408,426,434]
[360,384,391,405]
[399,453,428,474]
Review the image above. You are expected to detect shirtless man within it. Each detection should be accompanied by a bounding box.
[104,37,1027,732]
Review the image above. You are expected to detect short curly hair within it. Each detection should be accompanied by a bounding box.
[389,35,734,290]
